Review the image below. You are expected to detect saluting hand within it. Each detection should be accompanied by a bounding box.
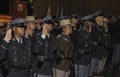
[25,28,32,38]
[4,29,12,43]
[42,24,48,35]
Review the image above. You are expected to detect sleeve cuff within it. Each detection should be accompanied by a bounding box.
[41,34,46,39]
[0,40,9,50]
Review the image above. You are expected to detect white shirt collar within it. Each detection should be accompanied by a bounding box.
[15,37,22,43]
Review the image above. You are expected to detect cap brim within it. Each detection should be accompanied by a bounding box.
[0,24,4,28]
[58,24,71,28]
[40,20,52,25]
[0,26,4,28]
[12,23,26,28]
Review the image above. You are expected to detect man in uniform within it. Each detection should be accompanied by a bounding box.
[69,14,79,77]
[0,23,5,77]
[89,11,107,77]
[70,14,79,48]
[0,18,32,77]
[73,14,94,77]
[32,16,54,77]
[105,16,120,77]
[0,23,11,77]
[25,15,37,77]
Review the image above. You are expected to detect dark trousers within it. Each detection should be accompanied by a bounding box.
[0,72,4,77]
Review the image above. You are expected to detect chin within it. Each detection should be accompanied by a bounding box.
[20,33,25,37]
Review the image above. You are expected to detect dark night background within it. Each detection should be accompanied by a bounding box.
[0,0,9,14]
[33,0,120,17]
[0,0,120,17]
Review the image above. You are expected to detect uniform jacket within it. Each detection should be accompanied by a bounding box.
[0,37,32,68]
[0,37,32,77]
[32,33,54,75]
[91,25,106,59]
[73,27,92,65]
[53,34,73,72]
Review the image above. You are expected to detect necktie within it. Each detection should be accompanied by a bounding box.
[45,36,49,47]
[45,36,49,59]
[19,39,23,46]
[19,39,22,44]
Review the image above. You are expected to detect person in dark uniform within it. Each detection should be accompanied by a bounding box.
[0,23,9,41]
[52,18,73,77]
[70,14,79,47]
[0,23,11,77]
[73,15,94,77]
[0,18,32,77]
[32,16,55,77]
[89,12,107,77]
[97,17,109,74]
[69,14,79,77]
[25,16,37,77]
[0,23,5,77]
[105,16,120,77]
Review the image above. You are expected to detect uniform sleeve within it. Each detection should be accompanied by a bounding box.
[0,40,9,61]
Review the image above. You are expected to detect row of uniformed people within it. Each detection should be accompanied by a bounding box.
[0,14,107,77]
[30,11,109,77]
[104,16,120,77]
[31,16,74,77]
[0,15,75,77]
[70,11,110,77]
[0,12,119,77]
[70,13,120,77]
